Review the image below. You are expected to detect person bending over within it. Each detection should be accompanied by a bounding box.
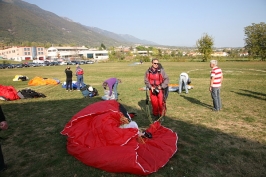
[178,72,190,94]
[103,78,122,100]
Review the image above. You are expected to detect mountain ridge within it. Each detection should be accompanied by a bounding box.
[0,0,158,47]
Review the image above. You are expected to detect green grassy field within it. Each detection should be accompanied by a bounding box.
[0,61,266,177]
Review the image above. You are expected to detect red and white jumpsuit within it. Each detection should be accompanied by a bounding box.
[144,67,169,116]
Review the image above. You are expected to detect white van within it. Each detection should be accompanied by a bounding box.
[60,61,68,65]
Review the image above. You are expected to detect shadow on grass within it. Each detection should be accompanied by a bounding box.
[0,98,266,177]
[179,95,213,109]
[239,89,266,97]
[231,90,266,101]
[138,99,150,112]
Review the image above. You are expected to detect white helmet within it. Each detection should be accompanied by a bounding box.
[88,86,93,91]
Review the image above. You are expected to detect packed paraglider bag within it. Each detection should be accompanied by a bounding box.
[187,77,191,85]
[13,75,29,81]
[17,89,46,99]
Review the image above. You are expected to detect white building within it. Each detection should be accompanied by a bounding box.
[132,50,153,56]
[46,46,109,61]
[80,50,109,60]
[211,52,229,57]
[0,46,46,62]
[46,46,88,60]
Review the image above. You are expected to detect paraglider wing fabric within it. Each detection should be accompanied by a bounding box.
[28,76,59,86]
[61,100,178,175]
[137,121,178,173]
[0,85,20,101]
[61,81,78,89]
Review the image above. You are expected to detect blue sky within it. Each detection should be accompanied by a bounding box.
[23,0,266,48]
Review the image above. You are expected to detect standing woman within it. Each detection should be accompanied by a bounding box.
[0,105,8,172]
[144,59,169,119]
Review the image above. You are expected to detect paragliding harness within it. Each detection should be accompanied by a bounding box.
[76,68,84,75]
[17,76,28,81]
[17,89,46,99]
[145,86,168,123]
[80,85,98,98]
[119,102,152,139]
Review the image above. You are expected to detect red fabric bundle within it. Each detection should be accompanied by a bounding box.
[0,85,20,101]
[61,100,178,175]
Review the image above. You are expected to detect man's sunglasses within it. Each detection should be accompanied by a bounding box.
[153,63,158,65]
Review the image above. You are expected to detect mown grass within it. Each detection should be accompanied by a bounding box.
[0,61,266,177]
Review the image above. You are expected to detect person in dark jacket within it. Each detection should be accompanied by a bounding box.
[65,67,73,91]
[0,105,8,172]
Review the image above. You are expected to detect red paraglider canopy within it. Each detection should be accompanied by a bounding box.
[0,85,20,101]
[61,100,178,175]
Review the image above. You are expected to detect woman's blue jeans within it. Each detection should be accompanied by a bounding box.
[113,81,118,100]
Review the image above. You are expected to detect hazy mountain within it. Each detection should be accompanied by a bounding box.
[0,0,158,47]
[119,34,158,45]
[85,26,158,45]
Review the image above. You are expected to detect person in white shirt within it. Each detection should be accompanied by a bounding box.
[178,72,190,94]
[209,60,223,111]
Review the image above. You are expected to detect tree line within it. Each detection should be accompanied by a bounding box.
[197,22,266,61]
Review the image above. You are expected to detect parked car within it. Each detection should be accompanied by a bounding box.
[77,60,85,65]
[28,63,38,67]
[22,63,30,67]
[50,61,59,66]
[3,64,14,69]
[59,61,68,65]
[67,61,77,65]
[15,64,23,68]
[86,60,94,64]
[38,63,46,66]
[44,61,50,66]
[0,64,4,69]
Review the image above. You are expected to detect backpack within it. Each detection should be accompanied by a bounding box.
[81,85,98,98]
[18,76,28,81]
[187,78,191,85]
[92,88,98,96]
[80,84,89,91]
[77,68,84,75]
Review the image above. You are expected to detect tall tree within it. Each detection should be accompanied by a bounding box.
[244,22,266,61]
[100,43,106,50]
[196,33,214,61]
[170,50,176,57]
[136,46,146,51]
